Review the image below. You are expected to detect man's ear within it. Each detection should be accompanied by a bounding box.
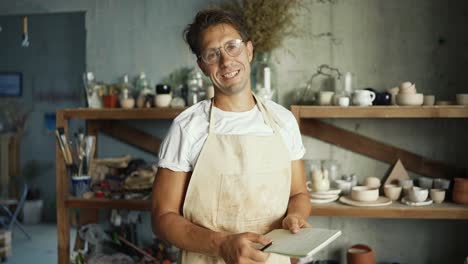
[246,41,254,63]
[197,59,209,76]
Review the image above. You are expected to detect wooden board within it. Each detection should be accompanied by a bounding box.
[300,119,465,179]
[310,201,468,219]
[383,159,410,186]
[98,121,161,155]
[291,105,468,118]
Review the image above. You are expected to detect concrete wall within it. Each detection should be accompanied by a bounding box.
[1,0,468,263]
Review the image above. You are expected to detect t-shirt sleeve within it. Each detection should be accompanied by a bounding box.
[288,114,306,160]
[157,121,193,172]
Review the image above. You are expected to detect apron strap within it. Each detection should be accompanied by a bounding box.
[252,93,283,134]
[208,98,215,134]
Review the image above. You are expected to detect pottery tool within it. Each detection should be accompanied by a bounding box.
[117,235,156,261]
[21,16,29,47]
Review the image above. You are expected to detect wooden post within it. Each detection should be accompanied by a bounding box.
[56,111,70,264]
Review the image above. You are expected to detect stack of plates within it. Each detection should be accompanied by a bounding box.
[310,189,341,204]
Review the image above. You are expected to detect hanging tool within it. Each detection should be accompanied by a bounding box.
[21,16,29,47]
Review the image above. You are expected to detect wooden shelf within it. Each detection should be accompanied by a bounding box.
[65,197,468,219]
[66,197,151,211]
[310,201,468,219]
[291,105,468,118]
[60,107,186,120]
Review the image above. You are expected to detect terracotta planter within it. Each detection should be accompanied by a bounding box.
[453,190,468,205]
[347,244,375,264]
[453,178,468,193]
[102,94,118,108]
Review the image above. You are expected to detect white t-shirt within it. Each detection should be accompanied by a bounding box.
[158,99,306,172]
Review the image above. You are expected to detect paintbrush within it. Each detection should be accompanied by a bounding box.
[55,129,71,165]
[57,127,73,166]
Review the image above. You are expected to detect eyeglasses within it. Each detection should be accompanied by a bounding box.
[198,39,245,65]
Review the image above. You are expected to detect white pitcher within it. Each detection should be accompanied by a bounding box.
[352,90,376,106]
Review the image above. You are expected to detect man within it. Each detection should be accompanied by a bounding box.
[152,7,311,264]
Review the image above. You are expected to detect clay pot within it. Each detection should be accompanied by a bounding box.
[102,94,118,108]
[453,191,468,205]
[347,244,375,264]
[453,178,468,193]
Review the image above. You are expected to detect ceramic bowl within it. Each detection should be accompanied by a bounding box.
[383,184,402,201]
[120,98,135,109]
[364,177,381,189]
[453,190,468,205]
[435,100,454,105]
[333,179,352,195]
[453,178,468,193]
[396,93,423,106]
[456,93,468,105]
[430,188,446,204]
[351,186,379,202]
[417,176,434,189]
[423,95,435,106]
[154,94,172,107]
[408,187,428,202]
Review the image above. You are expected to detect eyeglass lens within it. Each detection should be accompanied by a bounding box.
[201,39,244,64]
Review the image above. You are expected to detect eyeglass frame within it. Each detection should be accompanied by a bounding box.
[197,39,247,65]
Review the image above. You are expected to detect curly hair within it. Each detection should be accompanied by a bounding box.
[183,7,250,56]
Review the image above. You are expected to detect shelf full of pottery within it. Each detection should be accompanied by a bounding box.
[305,160,468,219]
[295,65,468,107]
[82,69,213,110]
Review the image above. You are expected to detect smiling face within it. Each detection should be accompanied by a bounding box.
[197,23,254,97]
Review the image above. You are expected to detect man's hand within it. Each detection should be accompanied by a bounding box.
[282,214,311,234]
[219,232,272,264]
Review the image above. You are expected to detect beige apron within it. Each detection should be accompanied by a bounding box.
[181,94,292,264]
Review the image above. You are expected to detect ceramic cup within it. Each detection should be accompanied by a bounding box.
[387,87,400,105]
[430,188,446,204]
[352,90,376,106]
[332,179,352,195]
[155,94,172,107]
[408,187,428,202]
[417,176,434,189]
[338,96,350,107]
[383,184,402,201]
[318,91,335,106]
[423,95,435,106]
[364,177,381,189]
[433,178,451,190]
[399,179,414,196]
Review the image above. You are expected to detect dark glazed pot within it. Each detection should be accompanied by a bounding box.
[156,84,171,94]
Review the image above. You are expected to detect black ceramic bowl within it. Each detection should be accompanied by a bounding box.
[156,84,171,94]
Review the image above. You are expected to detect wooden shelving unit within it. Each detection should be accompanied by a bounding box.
[55,108,185,264]
[291,105,468,219]
[56,106,468,264]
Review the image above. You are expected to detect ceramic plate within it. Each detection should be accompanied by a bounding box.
[310,192,339,199]
[310,195,339,204]
[313,188,342,195]
[401,197,433,206]
[339,196,392,207]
